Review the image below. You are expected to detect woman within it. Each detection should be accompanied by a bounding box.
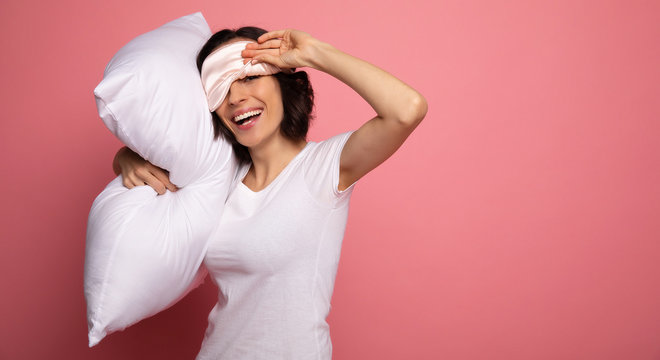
[114,27,426,359]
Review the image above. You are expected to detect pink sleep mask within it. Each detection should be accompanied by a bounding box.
[201,40,282,112]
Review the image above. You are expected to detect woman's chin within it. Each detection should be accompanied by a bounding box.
[235,135,259,149]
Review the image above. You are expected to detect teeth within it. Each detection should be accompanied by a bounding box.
[233,110,262,122]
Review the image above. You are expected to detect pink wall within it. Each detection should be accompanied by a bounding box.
[1,0,659,359]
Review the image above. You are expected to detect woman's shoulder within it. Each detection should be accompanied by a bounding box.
[299,131,355,202]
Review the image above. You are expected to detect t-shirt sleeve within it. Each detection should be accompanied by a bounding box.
[303,131,355,207]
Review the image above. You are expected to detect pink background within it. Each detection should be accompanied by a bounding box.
[1,0,659,359]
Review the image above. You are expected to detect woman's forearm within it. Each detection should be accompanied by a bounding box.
[306,40,427,127]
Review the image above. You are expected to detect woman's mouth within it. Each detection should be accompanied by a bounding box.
[232,109,262,130]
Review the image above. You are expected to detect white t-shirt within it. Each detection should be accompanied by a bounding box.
[196,132,355,360]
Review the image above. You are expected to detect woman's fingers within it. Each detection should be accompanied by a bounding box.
[245,39,282,50]
[123,170,173,195]
[255,54,290,68]
[122,175,136,189]
[257,30,287,43]
[242,49,291,68]
[241,48,280,59]
[124,172,147,189]
[244,30,314,69]
[135,166,167,195]
[145,177,167,195]
[141,173,167,195]
[147,164,178,192]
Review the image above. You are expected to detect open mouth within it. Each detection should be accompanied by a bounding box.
[233,109,263,126]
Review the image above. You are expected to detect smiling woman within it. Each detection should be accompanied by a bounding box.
[113,25,426,359]
[197,27,316,165]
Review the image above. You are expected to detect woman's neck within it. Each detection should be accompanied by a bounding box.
[244,135,307,192]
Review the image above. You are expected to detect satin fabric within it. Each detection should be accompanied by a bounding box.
[201,40,282,111]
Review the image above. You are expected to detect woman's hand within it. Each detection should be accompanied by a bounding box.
[112,147,177,195]
[241,29,321,70]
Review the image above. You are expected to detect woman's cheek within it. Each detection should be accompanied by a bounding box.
[221,117,237,136]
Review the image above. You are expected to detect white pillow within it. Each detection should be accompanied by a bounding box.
[85,13,236,347]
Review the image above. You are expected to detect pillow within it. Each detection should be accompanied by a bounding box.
[85,12,237,347]
[94,12,221,185]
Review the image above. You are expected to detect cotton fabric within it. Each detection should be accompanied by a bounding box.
[196,132,355,360]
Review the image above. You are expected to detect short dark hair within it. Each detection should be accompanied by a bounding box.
[196,27,314,164]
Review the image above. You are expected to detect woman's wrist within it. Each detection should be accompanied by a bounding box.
[112,147,135,175]
[305,39,338,72]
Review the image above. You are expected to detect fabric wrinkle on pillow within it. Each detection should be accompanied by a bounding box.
[84,12,237,347]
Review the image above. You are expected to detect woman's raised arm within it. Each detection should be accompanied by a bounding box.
[242,29,428,190]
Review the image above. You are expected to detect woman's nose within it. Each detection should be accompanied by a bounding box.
[226,81,247,106]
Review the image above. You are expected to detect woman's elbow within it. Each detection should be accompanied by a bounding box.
[398,93,427,128]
